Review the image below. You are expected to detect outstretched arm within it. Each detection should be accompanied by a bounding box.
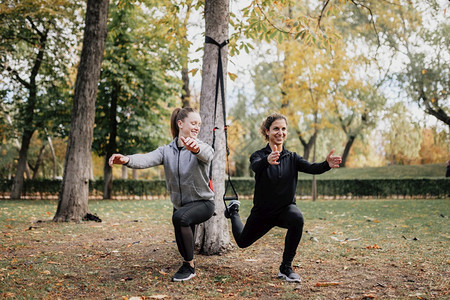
[109,147,164,169]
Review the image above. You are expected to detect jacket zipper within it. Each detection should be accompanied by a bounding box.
[177,148,182,205]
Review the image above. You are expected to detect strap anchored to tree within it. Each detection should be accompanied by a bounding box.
[205,36,238,214]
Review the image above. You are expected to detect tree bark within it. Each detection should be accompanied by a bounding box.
[312,135,317,201]
[181,67,191,108]
[31,143,46,179]
[45,128,58,179]
[196,0,231,255]
[180,2,192,108]
[54,0,109,222]
[341,135,356,167]
[121,165,128,179]
[10,130,34,199]
[297,129,317,161]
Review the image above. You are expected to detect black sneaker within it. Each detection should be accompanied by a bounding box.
[172,262,196,282]
[278,264,301,282]
[224,200,240,218]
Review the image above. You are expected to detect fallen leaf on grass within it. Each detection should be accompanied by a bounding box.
[159,269,168,276]
[1,292,16,298]
[315,282,340,287]
[331,236,361,243]
[150,295,169,299]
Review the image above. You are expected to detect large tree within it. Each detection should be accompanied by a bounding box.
[54,0,109,222]
[196,0,231,254]
[0,0,82,199]
[399,22,449,128]
[344,1,449,128]
[93,1,180,199]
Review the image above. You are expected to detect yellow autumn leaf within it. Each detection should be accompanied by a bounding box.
[228,72,238,81]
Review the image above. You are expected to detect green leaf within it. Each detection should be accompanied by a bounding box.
[277,31,284,44]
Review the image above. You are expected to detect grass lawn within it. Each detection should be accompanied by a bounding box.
[1,198,449,299]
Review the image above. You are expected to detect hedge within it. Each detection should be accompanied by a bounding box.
[0,178,448,199]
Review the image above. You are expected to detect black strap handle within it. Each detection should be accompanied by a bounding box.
[204,36,238,213]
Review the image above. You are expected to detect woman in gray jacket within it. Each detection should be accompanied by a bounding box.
[109,107,215,282]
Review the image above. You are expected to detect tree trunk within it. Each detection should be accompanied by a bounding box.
[341,135,356,167]
[181,67,191,108]
[196,0,231,255]
[45,129,58,179]
[180,2,192,108]
[297,129,317,161]
[121,165,128,179]
[10,130,34,199]
[54,0,109,222]
[10,28,48,199]
[31,143,46,179]
[103,81,119,199]
[312,134,317,201]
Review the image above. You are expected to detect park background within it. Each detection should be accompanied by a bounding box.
[0,0,449,299]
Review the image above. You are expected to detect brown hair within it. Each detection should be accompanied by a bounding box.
[260,113,288,141]
[170,107,197,138]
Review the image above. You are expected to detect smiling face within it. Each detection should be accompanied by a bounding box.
[265,118,287,149]
[177,112,202,139]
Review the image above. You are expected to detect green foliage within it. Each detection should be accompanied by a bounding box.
[382,102,423,164]
[93,2,182,157]
[0,0,84,182]
[0,0,84,136]
[397,22,449,126]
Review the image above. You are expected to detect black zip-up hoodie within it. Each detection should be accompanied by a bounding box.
[250,144,331,216]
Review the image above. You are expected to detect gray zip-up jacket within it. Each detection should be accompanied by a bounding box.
[126,138,215,209]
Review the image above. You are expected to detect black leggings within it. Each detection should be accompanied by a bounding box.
[229,204,304,266]
[172,200,215,261]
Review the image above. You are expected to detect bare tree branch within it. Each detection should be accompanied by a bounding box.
[317,0,331,31]
[350,0,381,47]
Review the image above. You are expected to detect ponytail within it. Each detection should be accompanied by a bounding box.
[170,107,197,138]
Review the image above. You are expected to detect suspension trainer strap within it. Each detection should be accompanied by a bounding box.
[205,36,238,210]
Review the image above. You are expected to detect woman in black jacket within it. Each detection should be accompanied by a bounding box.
[225,113,342,282]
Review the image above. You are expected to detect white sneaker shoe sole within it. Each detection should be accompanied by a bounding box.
[278,272,301,282]
[172,272,196,282]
